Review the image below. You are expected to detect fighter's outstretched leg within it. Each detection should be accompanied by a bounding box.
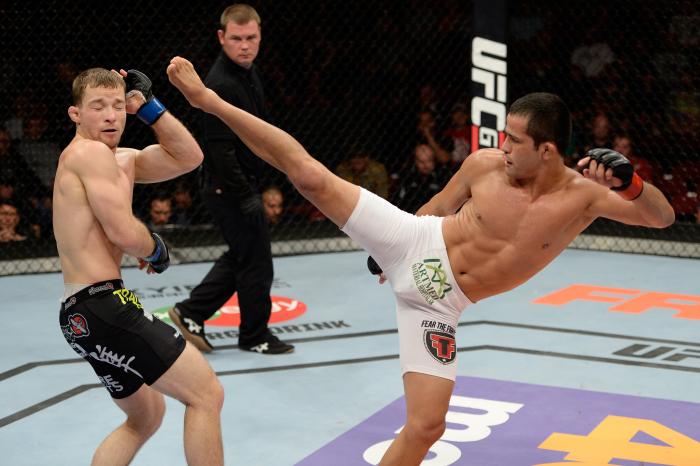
[167,56,360,227]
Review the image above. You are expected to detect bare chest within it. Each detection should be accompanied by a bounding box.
[468,183,586,250]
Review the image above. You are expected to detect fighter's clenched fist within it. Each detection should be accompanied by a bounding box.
[577,148,644,200]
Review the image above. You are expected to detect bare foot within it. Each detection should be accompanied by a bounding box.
[167,57,210,109]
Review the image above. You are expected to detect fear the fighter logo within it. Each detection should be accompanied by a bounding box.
[424,329,457,364]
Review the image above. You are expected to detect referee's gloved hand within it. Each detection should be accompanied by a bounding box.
[240,195,266,226]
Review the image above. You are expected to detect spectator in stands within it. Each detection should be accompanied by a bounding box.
[613,134,654,182]
[17,114,61,190]
[392,144,450,213]
[442,103,471,168]
[655,161,679,201]
[336,150,389,199]
[0,179,35,236]
[147,194,174,229]
[668,72,700,141]
[672,180,698,223]
[418,84,440,115]
[262,185,284,225]
[27,195,52,239]
[0,179,14,203]
[50,60,80,146]
[3,94,35,141]
[0,128,43,192]
[172,182,197,226]
[0,202,27,242]
[0,127,49,237]
[580,112,613,155]
[416,110,451,165]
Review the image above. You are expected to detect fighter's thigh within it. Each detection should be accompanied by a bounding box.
[151,342,221,405]
[113,384,165,424]
[403,372,454,425]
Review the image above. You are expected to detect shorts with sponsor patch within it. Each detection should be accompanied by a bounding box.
[59,279,186,399]
[341,188,473,380]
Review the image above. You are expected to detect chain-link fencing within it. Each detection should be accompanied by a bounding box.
[0,0,697,275]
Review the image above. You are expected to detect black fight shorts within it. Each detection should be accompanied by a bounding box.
[59,279,186,399]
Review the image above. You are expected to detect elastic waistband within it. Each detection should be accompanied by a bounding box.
[62,279,124,311]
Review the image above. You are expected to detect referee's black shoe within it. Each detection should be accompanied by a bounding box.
[168,307,214,353]
[240,334,294,354]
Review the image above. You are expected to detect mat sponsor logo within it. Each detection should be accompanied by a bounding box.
[534,284,700,320]
[209,294,307,327]
[471,36,507,150]
[131,278,291,300]
[412,258,453,305]
[614,343,700,366]
[198,320,351,342]
[151,294,307,327]
[153,300,345,342]
[298,376,700,465]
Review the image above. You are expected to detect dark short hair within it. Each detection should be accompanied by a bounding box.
[220,3,261,28]
[72,68,125,105]
[508,92,571,153]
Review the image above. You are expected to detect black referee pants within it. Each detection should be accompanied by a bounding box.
[176,190,273,346]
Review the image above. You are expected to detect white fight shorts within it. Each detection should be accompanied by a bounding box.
[342,188,473,380]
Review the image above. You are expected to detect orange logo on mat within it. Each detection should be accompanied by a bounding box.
[533,284,700,320]
[207,294,307,327]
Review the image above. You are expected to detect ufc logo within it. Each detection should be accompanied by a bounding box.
[615,344,700,364]
[471,36,507,149]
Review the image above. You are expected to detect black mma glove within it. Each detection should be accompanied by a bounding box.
[367,255,383,275]
[125,69,167,125]
[143,232,170,274]
[584,148,644,200]
[240,195,266,226]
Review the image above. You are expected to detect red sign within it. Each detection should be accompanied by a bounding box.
[206,294,307,327]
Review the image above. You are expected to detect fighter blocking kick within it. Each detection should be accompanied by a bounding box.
[166,56,674,465]
[54,66,224,465]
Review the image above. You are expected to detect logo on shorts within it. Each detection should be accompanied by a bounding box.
[112,289,143,310]
[98,374,124,393]
[411,258,453,305]
[424,330,457,364]
[88,282,114,295]
[61,313,90,342]
[63,296,77,310]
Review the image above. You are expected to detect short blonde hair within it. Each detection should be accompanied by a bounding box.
[220,4,261,29]
[72,68,125,105]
